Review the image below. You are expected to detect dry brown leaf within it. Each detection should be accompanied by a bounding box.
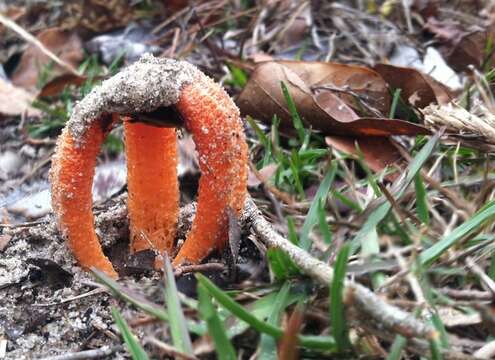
[374,63,454,107]
[39,74,100,97]
[279,60,391,115]
[11,27,84,92]
[325,136,402,179]
[238,61,429,177]
[0,6,25,36]
[424,17,495,72]
[0,77,39,117]
[437,307,481,328]
[237,61,430,137]
[247,163,278,188]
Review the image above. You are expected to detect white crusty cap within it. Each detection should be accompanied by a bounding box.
[67,54,198,141]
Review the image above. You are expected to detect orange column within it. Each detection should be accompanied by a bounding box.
[124,121,180,259]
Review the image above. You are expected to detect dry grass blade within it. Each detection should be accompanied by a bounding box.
[423,104,495,145]
[278,303,303,360]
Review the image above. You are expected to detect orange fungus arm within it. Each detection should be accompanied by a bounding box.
[124,120,179,256]
[173,72,248,265]
[50,118,118,278]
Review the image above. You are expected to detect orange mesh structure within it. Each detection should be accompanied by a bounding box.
[173,73,248,265]
[50,117,118,278]
[124,121,179,256]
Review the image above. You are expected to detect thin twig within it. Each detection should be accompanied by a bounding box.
[146,337,199,360]
[474,340,495,359]
[242,196,436,340]
[0,13,80,77]
[33,288,107,307]
[37,345,123,360]
[439,288,494,301]
[173,262,225,277]
[465,257,495,295]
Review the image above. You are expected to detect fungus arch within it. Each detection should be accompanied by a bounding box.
[50,55,248,278]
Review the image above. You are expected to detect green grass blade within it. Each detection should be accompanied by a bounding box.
[258,282,291,359]
[355,143,381,197]
[94,269,169,322]
[246,115,270,147]
[429,333,443,360]
[386,335,407,360]
[351,132,440,254]
[330,244,352,352]
[197,274,281,338]
[198,283,237,360]
[489,253,495,281]
[289,149,306,198]
[280,81,306,143]
[163,256,194,355]
[414,174,430,225]
[419,200,495,267]
[389,88,402,118]
[228,64,248,88]
[431,313,449,348]
[246,115,273,167]
[227,290,303,338]
[318,198,332,245]
[332,190,363,213]
[287,217,300,245]
[197,274,335,351]
[267,248,299,279]
[111,307,149,360]
[300,161,338,250]
[93,269,204,335]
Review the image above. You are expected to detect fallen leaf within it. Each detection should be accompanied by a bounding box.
[0,6,25,36]
[0,77,39,117]
[279,60,391,115]
[58,0,138,34]
[39,73,93,97]
[237,61,430,137]
[271,2,312,51]
[325,136,402,179]
[247,163,278,188]
[374,63,453,107]
[424,17,495,72]
[238,61,430,176]
[446,29,494,72]
[11,27,84,93]
[412,0,438,19]
[86,22,162,66]
[278,304,303,360]
[437,306,481,328]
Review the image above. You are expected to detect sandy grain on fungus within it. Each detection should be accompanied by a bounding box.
[67,54,197,145]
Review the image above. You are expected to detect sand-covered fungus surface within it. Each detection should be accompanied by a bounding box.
[66,54,197,145]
